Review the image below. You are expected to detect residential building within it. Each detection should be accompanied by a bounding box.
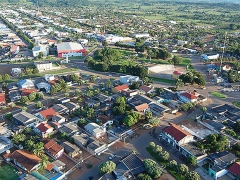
[200,151,237,179]
[120,75,139,84]
[52,104,69,115]
[108,126,134,140]
[84,123,106,139]
[61,141,82,158]
[34,62,53,72]
[178,91,198,103]
[64,101,80,113]
[32,45,49,57]
[85,99,100,108]
[0,136,13,154]
[13,112,39,127]
[58,97,70,104]
[38,108,57,120]
[36,82,51,93]
[44,74,55,81]
[21,88,38,96]
[201,53,219,61]
[51,160,66,172]
[34,122,54,138]
[59,122,79,137]
[56,42,86,58]
[139,85,154,94]
[17,79,35,89]
[42,139,64,159]
[228,162,240,178]
[0,93,6,106]
[132,33,150,38]
[52,115,66,124]
[4,150,41,172]
[112,84,129,93]
[96,115,113,128]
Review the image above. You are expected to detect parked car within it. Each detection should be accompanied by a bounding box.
[143,124,153,129]
[109,154,116,160]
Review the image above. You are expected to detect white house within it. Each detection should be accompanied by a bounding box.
[201,53,219,61]
[44,74,55,81]
[32,45,49,57]
[120,75,139,84]
[84,123,106,139]
[132,33,150,38]
[178,91,198,103]
[17,79,35,89]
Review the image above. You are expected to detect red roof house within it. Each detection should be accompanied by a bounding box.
[21,88,38,96]
[36,122,54,137]
[179,92,198,103]
[0,93,6,106]
[112,84,129,93]
[39,108,57,120]
[43,139,64,159]
[162,123,193,145]
[228,162,240,177]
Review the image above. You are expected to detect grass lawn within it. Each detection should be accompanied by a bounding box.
[0,164,18,180]
[150,77,176,84]
[233,102,240,108]
[211,91,227,98]
[139,59,170,65]
[111,48,133,56]
[68,56,85,60]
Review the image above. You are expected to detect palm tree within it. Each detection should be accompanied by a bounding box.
[39,154,50,174]
[33,142,44,157]
[77,79,83,86]
[176,79,184,90]
[201,106,207,114]
[26,140,34,151]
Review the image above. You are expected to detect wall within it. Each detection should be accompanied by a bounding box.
[216,169,228,179]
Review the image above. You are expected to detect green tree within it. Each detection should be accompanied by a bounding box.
[124,114,137,127]
[178,164,189,174]
[171,55,182,65]
[12,134,26,144]
[0,75,2,82]
[39,154,50,174]
[36,92,44,99]
[28,92,36,101]
[33,142,44,156]
[169,160,178,169]
[185,171,200,180]
[143,159,163,179]
[138,173,151,180]
[21,106,27,111]
[154,145,162,154]
[32,68,39,74]
[75,89,81,96]
[201,106,207,114]
[36,101,43,108]
[26,139,34,151]
[145,110,152,120]
[159,151,170,161]
[149,117,160,126]
[77,79,84,86]
[98,161,116,174]
[89,75,96,82]
[85,56,93,63]
[102,40,108,47]
[105,80,112,88]
[2,74,10,81]
[78,118,87,125]
[176,79,184,90]
[69,74,79,82]
[20,96,29,104]
[187,156,197,166]
[38,52,44,59]
[148,142,156,150]
[87,108,95,119]
[4,112,13,121]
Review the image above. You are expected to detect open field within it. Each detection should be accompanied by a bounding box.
[0,163,18,180]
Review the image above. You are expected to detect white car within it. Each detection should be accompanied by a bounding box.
[109,154,116,160]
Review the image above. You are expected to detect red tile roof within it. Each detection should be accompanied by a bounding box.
[135,103,149,112]
[114,84,129,91]
[8,150,41,171]
[37,122,53,133]
[40,108,57,120]
[139,85,152,93]
[228,162,240,176]
[163,123,192,142]
[21,88,38,96]
[44,139,63,156]
[0,93,6,103]
[173,70,182,75]
[181,92,198,100]
[46,163,55,171]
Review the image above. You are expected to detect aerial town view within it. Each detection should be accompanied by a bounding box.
[0,0,240,180]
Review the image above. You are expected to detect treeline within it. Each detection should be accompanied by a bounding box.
[0,15,35,48]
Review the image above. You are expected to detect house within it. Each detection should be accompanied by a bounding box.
[35,122,54,138]
[9,90,21,102]
[52,115,66,124]
[85,99,100,108]
[44,74,55,81]
[13,112,39,127]
[42,139,64,159]
[95,94,110,103]
[178,91,198,103]
[73,134,107,155]
[200,151,237,179]
[59,122,79,137]
[4,150,41,172]
[56,42,86,58]
[128,97,150,112]
[149,103,170,116]
[21,88,38,96]
[38,108,57,120]
[34,62,53,72]
[120,75,139,84]
[0,136,13,154]
[121,89,138,97]
[0,93,6,106]
[201,53,219,61]
[96,115,113,128]
[113,154,145,179]
[64,101,80,113]
[139,85,154,94]
[108,126,134,140]
[84,123,106,139]
[222,65,231,72]
[61,141,82,158]
[36,82,51,93]
[112,84,129,93]
[228,162,240,178]
[32,45,49,57]
[17,79,35,89]
[160,123,194,146]
[51,160,66,172]
[7,84,18,91]
[58,97,70,104]
[52,104,69,115]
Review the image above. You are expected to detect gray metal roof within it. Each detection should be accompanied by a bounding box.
[56,42,84,51]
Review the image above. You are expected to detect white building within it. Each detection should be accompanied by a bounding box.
[80,39,88,45]
[84,123,106,139]
[104,34,123,43]
[120,75,139,84]
[201,54,220,61]
[132,33,150,38]
[177,40,188,46]
[34,62,53,72]
[44,74,55,81]
[32,45,49,57]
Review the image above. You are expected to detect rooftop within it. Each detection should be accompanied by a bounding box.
[228,162,240,176]
[56,42,84,51]
[43,139,63,156]
[39,108,57,120]
[114,84,129,91]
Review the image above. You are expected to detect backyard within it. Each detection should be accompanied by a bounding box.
[0,163,18,180]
